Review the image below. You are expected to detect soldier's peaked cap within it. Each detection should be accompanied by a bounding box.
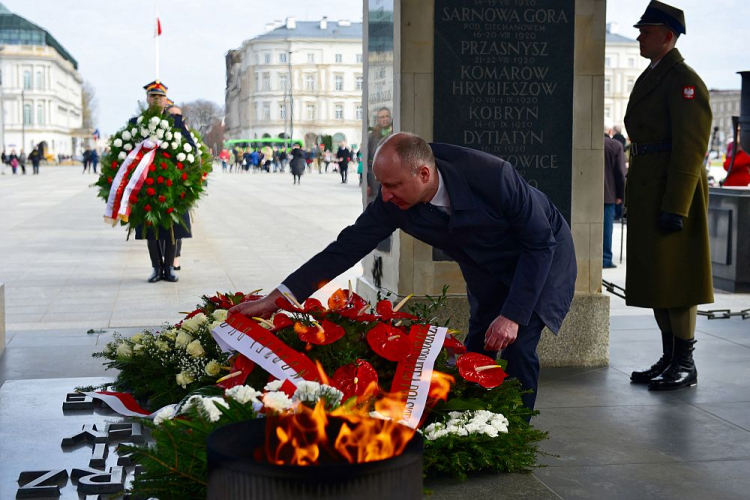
[634,1,686,35]
[144,80,168,96]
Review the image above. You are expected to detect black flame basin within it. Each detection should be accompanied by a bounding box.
[206,417,423,500]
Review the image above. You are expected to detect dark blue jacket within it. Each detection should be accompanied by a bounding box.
[283,143,576,334]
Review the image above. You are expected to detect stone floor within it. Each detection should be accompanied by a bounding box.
[2,166,749,499]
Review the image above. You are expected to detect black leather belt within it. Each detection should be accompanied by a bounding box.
[630,142,672,156]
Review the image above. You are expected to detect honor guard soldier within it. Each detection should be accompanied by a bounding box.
[625,1,713,391]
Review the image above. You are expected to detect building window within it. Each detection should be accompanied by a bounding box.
[37,104,44,125]
[335,75,344,91]
[305,75,315,90]
[255,55,259,64]
[280,104,286,120]
[356,105,363,120]
[604,107,611,119]
[356,54,363,63]
[335,53,342,63]
[335,104,344,120]
[263,103,271,120]
[279,75,288,90]
[628,57,635,68]
[306,104,316,121]
[604,57,611,68]
[36,71,44,90]
[627,78,635,93]
[356,76,363,91]
[279,52,287,63]
[255,74,259,89]
[262,73,270,91]
[307,53,315,63]
[23,103,32,125]
[604,78,611,94]
[23,71,32,89]
[264,53,271,64]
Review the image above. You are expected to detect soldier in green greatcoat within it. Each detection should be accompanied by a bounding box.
[624,1,713,391]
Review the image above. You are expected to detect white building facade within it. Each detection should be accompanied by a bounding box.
[603,24,649,135]
[708,90,741,153]
[225,17,363,149]
[0,3,84,157]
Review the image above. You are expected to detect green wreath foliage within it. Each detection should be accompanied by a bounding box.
[95,106,212,237]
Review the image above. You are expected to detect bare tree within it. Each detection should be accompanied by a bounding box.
[81,81,98,130]
[204,119,226,155]
[179,100,224,140]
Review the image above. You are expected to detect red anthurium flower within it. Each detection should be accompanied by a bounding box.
[294,319,345,345]
[149,165,156,172]
[157,176,164,184]
[144,204,152,212]
[181,173,188,181]
[443,334,468,355]
[145,177,154,185]
[162,152,171,158]
[177,162,184,170]
[270,313,293,332]
[158,195,166,203]
[275,296,305,314]
[456,353,507,389]
[327,288,368,312]
[366,322,412,361]
[216,354,255,389]
[375,299,418,321]
[332,359,379,402]
[146,188,155,196]
[166,179,173,187]
[166,207,174,214]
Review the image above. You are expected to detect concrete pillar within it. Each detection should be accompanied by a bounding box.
[359,0,609,367]
[0,283,5,357]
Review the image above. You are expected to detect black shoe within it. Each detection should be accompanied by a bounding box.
[163,266,179,282]
[631,331,673,384]
[173,266,181,271]
[147,267,163,283]
[649,338,697,391]
[603,263,617,269]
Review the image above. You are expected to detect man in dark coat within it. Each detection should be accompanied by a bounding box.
[625,1,713,391]
[133,80,194,283]
[230,133,577,411]
[336,143,351,184]
[603,130,626,268]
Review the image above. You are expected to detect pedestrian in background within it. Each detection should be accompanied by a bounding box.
[290,144,305,185]
[336,142,351,184]
[625,1,713,391]
[603,125,626,269]
[90,149,99,174]
[29,146,41,175]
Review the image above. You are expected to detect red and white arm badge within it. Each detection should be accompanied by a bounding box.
[683,86,696,100]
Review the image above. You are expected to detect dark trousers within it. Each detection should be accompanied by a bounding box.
[340,166,348,183]
[465,312,545,411]
[603,203,615,266]
[32,163,39,174]
[147,240,176,269]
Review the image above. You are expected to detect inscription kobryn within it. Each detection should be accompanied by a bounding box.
[434,0,575,223]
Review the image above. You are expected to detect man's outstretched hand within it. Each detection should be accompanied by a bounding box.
[484,315,519,352]
[229,289,284,320]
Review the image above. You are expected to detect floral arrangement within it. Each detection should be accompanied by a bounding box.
[95,106,213,238]
[84,288,547,499]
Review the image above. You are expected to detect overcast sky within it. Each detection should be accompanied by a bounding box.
[4,0,748,134]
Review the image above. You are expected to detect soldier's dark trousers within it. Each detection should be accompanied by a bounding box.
[653,306,697,339]
[147,240,176,270]
[466,312,545,412]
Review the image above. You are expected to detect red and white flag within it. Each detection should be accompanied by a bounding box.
[155,17,162,37]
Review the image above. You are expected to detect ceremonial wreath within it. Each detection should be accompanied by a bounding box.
[80,289,546,499]
[95,106,212,238]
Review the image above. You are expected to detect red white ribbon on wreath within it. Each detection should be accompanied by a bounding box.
[104,139,159,225]
[81,391,177,419]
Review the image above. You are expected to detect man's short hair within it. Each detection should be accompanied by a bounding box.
[378,132,435,174]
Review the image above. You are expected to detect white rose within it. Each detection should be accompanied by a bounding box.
[121,131,132,141]
[176,152,186,162]
[133,344,144,355]
[209,321,222,331]
[165,131,173,140]
[174,132,182,141]
[154,340,170,351]
[175,331,193,348]
[171,141,179,150]
[186,339,205,358]
[131,332,145,343]
[118,152,127,160]
[187,154,195,163]
[183,143,192,153]
[212,309,229,323]
[159,141,168,149]
[226,385,262,405]
[113,138,123,148]
[204,360,222,376]
[176,371,194,388]
[150,116,161,125]
[181,313,207,332]
[156,129,165,139]
[140,128,149,137]
[196,142,203,151]
[137,116,144,123]
[116,343,133,357]
[123,143,133,151]
[264,380,283,392]
[162,328,177,340]
[131,128,138,136]
[160,119,170,129]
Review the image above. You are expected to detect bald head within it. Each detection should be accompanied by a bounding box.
[374,132,435,175]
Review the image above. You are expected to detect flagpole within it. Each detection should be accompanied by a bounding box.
[155,4,160,80]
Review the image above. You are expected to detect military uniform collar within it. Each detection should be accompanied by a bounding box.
[628,48,684,109]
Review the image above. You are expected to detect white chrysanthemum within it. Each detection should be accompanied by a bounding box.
[176,152,186,162]
[183,143,193,153]
[174,132,182,141]
[165,131,173,140]
[131,128,138,136]
[226,385,262,405]
[264,380,283,392]
[212,309,229,323]
[159,141,168,149]
[116,343,132,357]
[160,119,170,129]
[182,395,203,412]
[150,116,161,125]
[262,392,293,412]
[187,154,195,163]
[118,151,127,160]
[176,371,194,388]
[181,313,207,332]
[293,381,321,402]
[202,396,229,422]
[204,360,222,376]
[156,129,165,139]
[153,406,175,426]
[175,331,193,348]
[123,143,133,152]
[113,138,123,148]
[140,128,149,138]
[186,339,205,358]
[171,141,179,150]
[137,115,144,124]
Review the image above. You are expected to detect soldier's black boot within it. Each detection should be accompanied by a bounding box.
[163,266,179,283]
[648,338,697,391]
[631,330,673,384]
[147,267,163,283]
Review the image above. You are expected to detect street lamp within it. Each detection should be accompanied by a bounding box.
[288,48,294,149]
[21,88,25,155]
